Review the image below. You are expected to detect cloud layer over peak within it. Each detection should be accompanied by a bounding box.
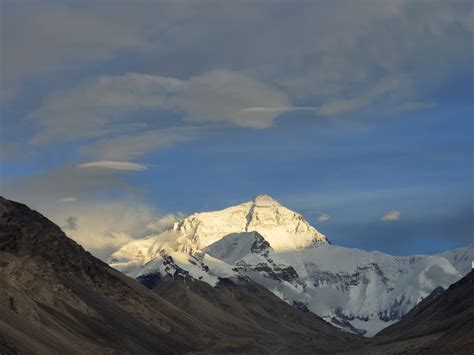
[29,70,290,145]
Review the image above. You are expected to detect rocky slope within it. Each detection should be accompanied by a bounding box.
[112,195,473,336]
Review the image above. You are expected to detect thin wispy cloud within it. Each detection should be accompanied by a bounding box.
[382,211,401,221]
[56,197,78,203]
[240,107,317,113]
[317,213,331,223]
[78,161,147,171]
[80,128,196,161]
[29,70,289,144]
[318,77,408,116]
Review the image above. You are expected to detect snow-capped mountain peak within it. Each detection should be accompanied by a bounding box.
[170,194,328,253]
[251,194,282,206]
[110,195,473,337]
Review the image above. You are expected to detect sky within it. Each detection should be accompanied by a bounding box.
[0,0,473,259]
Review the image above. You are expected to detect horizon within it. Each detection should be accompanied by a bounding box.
[1,0,473,260]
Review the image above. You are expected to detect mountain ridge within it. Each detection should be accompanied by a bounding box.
[111,194,473,336]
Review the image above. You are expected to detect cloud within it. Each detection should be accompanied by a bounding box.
[1,0,472,261]
[0,160,168,260]
[78,161,147,171]
[0,163,163,260]
[317,213,331,223]
[80,128,196,161]
[382,210,401,221]
[56,197,78,203]
[145,213,185,234]
[1,164,138,207]
[317,77,408,116]
[52,200,159,260]
[240,107,317,113]
[182,70,289,128]
[397,101,438,112]
[0,3,163,98]
[0,156,186,260]
[4,1,471,166]
[29,70,289,144]
[3,1,472,108]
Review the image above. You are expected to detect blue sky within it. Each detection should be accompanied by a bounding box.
[1,0,472,259]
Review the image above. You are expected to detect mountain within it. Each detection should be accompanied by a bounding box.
[112,194,473,336]
[0,196,208,354]
[0,196,361,354]
[2,196,470,353]
[140,274,361,353]
[360,270,474,354]
[437,246,474,275]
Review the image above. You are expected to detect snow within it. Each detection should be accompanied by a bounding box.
[109,194,471,336]
[203,232,260,264]
[351,319,397,337]
[170,194,327,252]
[437,245,474,275]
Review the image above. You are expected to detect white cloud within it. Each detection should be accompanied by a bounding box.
[30,70,289,144]
[181,70,289,128]
[145,213,185,234]
[56,197,78,203]
[317,77,408,116]
[4,1,470,165]
[80,128,196,161]
[78,161,147,171]
[3,1,472,109]
[382,210,401,221]
[54,200,159,260]
[317,213,330,223]
[0,162,161,260]
[240,107,317,113]
[1,163,143,209]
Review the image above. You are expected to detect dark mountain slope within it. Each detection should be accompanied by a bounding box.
[355,270,474,354]
[144,274,363,353]
[0,197,211,354]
